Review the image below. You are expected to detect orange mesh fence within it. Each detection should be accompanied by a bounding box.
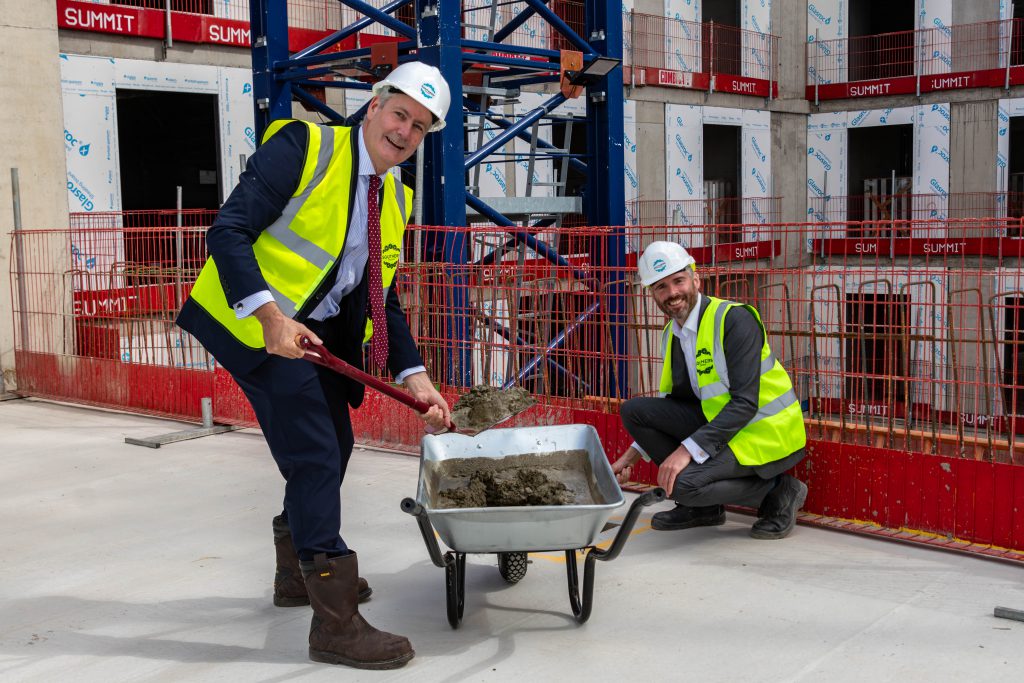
[9,216,1024,466]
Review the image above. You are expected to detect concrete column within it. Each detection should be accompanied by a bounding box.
[772,112,809,229]
[772,0,809,102]
[769,0,811,246]
[953,0,1000,24]
[634,99,665,230]
[949,100,998,220]
[0,2,68,390]
[634,0,662,15]
[952,0,1001,72]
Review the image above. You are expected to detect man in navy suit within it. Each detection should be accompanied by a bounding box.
[177,62,451,670]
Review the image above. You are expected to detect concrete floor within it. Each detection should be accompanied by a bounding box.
[1,398,1022,683]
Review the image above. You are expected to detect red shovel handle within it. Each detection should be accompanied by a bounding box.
[297,335,433,416]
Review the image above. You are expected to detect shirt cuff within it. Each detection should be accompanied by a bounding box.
[234,290,275,319]
[683,437,709,464]
[395,366,426,385]
[631,441,651,463]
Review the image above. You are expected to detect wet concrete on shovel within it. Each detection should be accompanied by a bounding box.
[449,385,535,434]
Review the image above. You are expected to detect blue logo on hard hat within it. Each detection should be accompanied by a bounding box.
[652,258,667,273]
[420,83,436,99]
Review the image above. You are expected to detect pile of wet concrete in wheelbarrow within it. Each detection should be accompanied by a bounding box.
[438,466,575,508]
[435,386,608,509]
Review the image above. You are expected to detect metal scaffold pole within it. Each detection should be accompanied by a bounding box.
[245,0,629,395]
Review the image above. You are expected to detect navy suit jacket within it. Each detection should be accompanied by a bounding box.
[176,122,423,408]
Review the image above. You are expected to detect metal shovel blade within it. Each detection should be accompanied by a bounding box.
[443,385,537,437]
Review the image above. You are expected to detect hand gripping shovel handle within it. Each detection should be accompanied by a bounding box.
[297,335,434,416]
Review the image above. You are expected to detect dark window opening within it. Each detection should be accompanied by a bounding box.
[847,124,913,234]
[1003,297,1024,415]
[848,0,915,80]
[550,115,588,230]
[845,293,908,404]
[116,89,220,269]
[702,0,741,75]
[1008,117,1024,230]
[703,124,741,242]
[112,0,212,13]
[1014,0,1024,66]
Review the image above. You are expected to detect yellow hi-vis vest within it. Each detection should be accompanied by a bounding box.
[189,120,413,350]
[658,296,806,466]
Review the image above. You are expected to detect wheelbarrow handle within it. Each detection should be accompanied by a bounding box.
[298,336,433,416]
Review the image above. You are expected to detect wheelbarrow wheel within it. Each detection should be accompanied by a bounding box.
[497,552,528,584]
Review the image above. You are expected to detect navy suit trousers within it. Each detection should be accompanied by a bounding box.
[231,354,355,561]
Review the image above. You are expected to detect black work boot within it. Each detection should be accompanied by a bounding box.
[750,475,808,540]
[302,552,414,670]
[273,516,371,607]
[651,504,726,531]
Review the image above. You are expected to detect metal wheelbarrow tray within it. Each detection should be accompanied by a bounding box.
[401,424,664,627]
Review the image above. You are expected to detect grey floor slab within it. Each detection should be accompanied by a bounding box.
[1,398,1022,683]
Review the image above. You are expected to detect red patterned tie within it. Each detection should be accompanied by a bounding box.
[367,175,388,369]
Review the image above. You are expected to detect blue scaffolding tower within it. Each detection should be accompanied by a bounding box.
[248,0,627,395]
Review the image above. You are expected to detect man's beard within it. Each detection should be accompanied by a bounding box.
[657,290,697,324]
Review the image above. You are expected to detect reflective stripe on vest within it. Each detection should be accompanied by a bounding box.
[188,121,412,350]
[657,297,806,466]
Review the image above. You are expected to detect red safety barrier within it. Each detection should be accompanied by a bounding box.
[10,217,1024,559]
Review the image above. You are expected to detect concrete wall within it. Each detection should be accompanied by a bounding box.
[0,2,67,390]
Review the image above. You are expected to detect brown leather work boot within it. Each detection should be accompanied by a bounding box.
[302,552,414,670]
[272,516,371,607]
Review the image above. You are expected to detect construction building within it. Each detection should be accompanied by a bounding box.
[2,0,1024,569]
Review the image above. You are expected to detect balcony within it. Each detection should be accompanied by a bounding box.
[57,0,387,50]
[626,11,778,97]
[808,18,1024,101]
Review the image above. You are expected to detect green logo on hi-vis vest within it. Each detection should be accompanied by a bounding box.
[383,243,400,269]
[695,347,713,375]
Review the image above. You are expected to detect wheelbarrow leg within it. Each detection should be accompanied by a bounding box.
[566,550,598,623]
[565,488,666,624]
[445,551,466,628]
[402,498,468,629]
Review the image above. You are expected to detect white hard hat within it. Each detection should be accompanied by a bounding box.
[638,241,696,287]
[371,61,450,132]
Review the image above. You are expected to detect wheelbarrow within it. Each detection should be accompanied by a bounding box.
[401,424,665,628]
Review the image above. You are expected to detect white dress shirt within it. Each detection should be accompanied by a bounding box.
[233,128,424,383]
[632,292,711,464]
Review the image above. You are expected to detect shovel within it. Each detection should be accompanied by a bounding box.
[298,336,520,437]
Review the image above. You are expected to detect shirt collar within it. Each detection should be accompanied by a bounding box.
[671,292,703,338]
[356,127,386,181]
